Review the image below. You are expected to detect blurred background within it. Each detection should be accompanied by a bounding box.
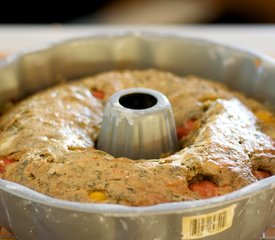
[1,0,275,24]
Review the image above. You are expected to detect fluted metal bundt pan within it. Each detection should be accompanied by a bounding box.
[0,31,275,240]
[97,87,178,159]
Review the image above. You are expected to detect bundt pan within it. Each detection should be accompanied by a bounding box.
[0,31,275,240]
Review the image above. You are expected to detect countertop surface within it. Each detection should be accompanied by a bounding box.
[0,25,275,55]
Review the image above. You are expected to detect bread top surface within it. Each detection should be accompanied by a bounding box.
[0,69,274,206]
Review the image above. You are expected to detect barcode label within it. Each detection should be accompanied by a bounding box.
[182,204,236,239]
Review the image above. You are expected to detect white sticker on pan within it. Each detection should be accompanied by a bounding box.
[182,204,236,239]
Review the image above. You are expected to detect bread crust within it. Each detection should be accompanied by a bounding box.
[0,69,274,206]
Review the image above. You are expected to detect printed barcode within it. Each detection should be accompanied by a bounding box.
[182,204,236,239]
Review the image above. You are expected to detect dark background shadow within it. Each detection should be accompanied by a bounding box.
[1,0,275,24]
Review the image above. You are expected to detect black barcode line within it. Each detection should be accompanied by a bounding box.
[191,219,196,237]
[218,212,227,229]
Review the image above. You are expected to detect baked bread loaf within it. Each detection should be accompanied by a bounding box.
[0,69,274,206]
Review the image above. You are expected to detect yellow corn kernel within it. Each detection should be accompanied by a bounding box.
[255,111,275,123]
[88,190,106,202]
[193,120,200,130]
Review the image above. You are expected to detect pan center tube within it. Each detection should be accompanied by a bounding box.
[97,88,178,159]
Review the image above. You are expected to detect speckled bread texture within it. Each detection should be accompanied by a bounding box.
[0,69,274,206]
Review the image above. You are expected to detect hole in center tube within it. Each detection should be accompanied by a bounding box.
[119,93,157,110]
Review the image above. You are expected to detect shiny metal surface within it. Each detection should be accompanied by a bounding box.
[97,88,178,159]
[0,32,274,240]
